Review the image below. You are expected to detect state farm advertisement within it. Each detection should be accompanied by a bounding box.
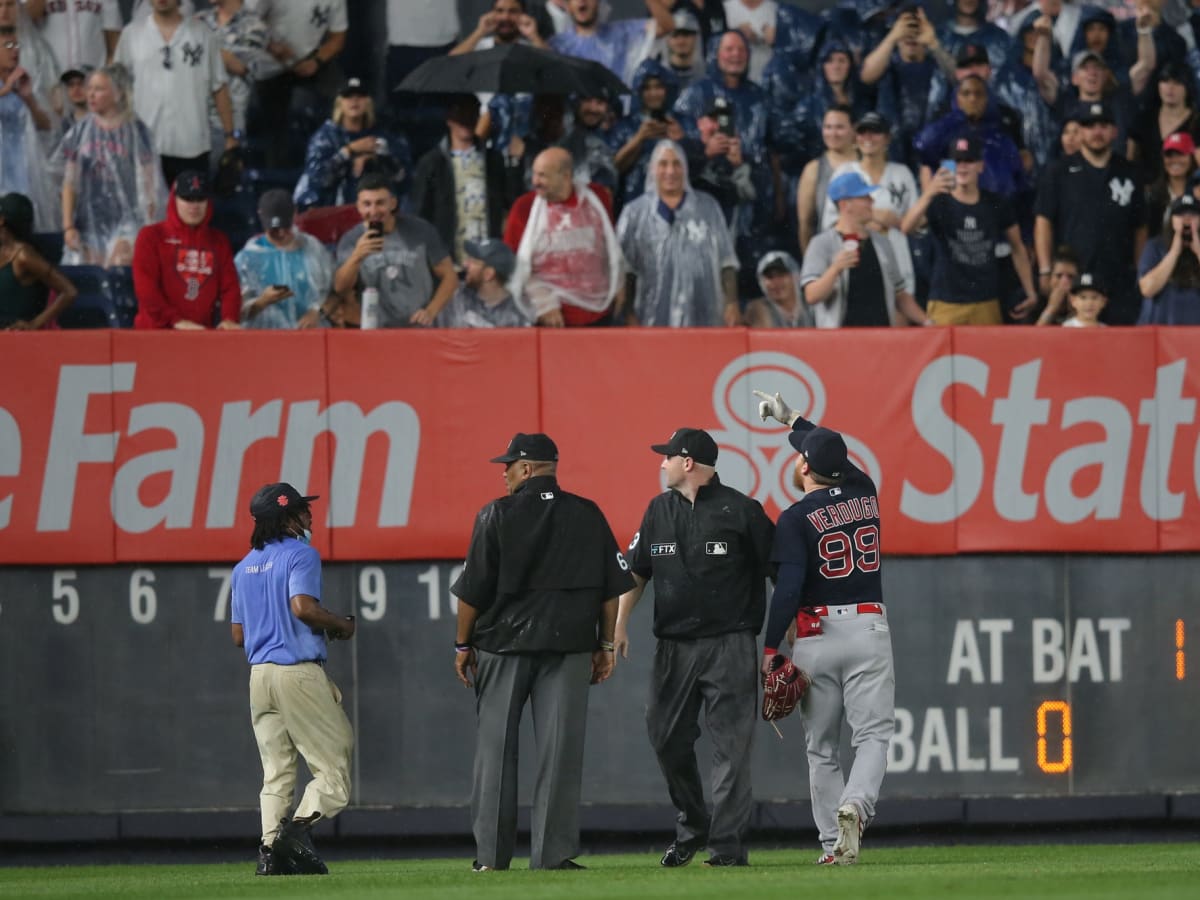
[2,327,1199,564]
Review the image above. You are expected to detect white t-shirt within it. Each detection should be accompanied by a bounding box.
[249,0,348,59]
[115,16,227,158]
[1062,317,1106,327]
[723,0,777,84]
[30,0,123,71]
[386,0,460,48]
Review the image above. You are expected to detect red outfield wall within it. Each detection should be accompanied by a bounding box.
[2,327,1199,563]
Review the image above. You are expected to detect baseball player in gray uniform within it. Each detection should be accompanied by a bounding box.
[755,390,895,865]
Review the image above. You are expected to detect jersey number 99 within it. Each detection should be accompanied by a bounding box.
[817,525,880,578]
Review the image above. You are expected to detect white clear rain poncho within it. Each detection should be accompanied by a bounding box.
[53,70,168,265]
[748,249,814,328]
[234,230,334,329]
[0,79,57,232]
[2,0,60,95]
[509,180,623,321]
[616,139,738,327]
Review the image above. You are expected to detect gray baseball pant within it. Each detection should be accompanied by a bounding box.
[472,650,592,869]
[791,608,895,853]
[645,631,757,860]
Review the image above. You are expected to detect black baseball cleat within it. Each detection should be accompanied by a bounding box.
[703,853,749,867]
[546,859,586,870]
[660,841,698,868]
[274,816,329,875]
[256,844,273,876]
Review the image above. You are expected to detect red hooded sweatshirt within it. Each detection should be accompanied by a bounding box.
[132,187,241,329]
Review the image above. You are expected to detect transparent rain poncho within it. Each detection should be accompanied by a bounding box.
[0,81,57,231]
[509,180,623,320]
[234,230,334,329]
[54,98,167,266]
[616,139,738,327]
[3,1,60,95]
[748,250,814,328]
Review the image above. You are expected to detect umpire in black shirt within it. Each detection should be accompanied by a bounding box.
[452,432,634,872]
[616,428,775,867]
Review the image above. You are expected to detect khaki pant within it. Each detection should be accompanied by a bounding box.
[250,662,354,845]
[926,298,1003,325]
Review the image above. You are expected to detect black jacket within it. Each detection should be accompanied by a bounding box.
[626,474,775,640]
[409,138,521,261]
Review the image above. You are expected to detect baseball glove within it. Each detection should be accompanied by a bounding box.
[762,654,810,721]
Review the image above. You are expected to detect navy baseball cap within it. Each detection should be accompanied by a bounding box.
[491,433,559,464]
[956,43,989,68]
[1072,272,1107,296]
[1074,98,1115,126]
[339,77,369,97]
[174,170,210,201]
[855,112,890,134]
[789,427,848,480]
[464,238,516,281]
[950,133,983,161]
[827,171,880,203]
[651,428,718,466]
[249,483,319,520]
[671,9,700,33]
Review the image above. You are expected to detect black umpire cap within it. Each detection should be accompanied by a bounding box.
[651,428,718,466]
[250,483,319,520]
[789,427,848,480]
[490,433,559,464]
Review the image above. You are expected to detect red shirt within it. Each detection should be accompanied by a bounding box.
[503,184,614,326]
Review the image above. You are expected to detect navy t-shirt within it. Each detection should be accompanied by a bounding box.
[926,190,1015,304]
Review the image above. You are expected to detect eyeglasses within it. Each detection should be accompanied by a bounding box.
[2,41,20,51]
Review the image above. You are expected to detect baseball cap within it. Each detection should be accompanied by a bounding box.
[671,9,700,33]
[60,65,91,83]
[758,250,793,277]
[1071,49,1107,74]
[174,170,210,201]
[464,238,516,281]
[0,192,33,241]
[249,482,319,520]
[490,432,558,464]
[956,44,989,68]
[855,111,891,134]
[1164,132,1196,156]
[257,188,295,230]
[950,133,983,161]
[1071,272,1107,296]
[339,77,369,97]
[651,428,719,466]
[827,171,880,203]
[1074,98,1115,126]
[1171,194,1200,216]
[788,427,848,480]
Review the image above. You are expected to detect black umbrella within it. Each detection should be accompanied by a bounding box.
[395,43,629,98]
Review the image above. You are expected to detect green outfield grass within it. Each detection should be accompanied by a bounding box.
[3,844,1198,900]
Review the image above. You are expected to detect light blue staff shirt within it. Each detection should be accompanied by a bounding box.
[231,537,326,665]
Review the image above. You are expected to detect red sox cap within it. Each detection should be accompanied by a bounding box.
[249,483,319,520]
[789,427,847,480]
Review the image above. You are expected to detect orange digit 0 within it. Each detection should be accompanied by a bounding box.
[1036,701,1072,774]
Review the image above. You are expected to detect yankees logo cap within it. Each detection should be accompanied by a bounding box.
[249,483,320,520]
[790,427,847,480]
[1071,272,1108,296]
[490,433,559,464]
[175,170,210,201]
[651,428,718,466]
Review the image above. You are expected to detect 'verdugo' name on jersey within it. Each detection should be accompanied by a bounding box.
[805,490,881,533]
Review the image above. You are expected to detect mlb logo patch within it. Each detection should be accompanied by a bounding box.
[650,543,677,556]
[706,542,728,555]
[540,492,555,500]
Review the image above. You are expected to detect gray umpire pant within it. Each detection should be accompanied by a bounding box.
[645,631,757,860]
[472,650,592,869]
[791,608,895,853]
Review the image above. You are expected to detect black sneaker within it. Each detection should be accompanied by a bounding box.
[660,841,698,868]
[256,844,273,876]
[471,860,494,872]
[275,817,329,875]
[547,859,585,870]
[703,853,748,867]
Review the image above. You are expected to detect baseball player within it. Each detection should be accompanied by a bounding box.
[230,483,357,876]
[754,390,895,866]
[616,428,775,867]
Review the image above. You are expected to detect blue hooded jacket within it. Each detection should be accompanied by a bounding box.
[609,59,681,206]
[992,18,1060,173]
[914,96,1026,198]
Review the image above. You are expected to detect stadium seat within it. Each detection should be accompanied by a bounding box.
[295,204,361,246]
[211,188,261,251]
[57,265,136,329]
[33,231,64,265]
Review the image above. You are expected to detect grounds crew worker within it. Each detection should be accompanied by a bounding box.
[615,428,776,868]
[452,432,634,872]
[231,483,356,876]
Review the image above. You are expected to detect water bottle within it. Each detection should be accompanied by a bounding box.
[360,287,380,330]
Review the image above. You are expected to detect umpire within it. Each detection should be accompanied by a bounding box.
[230,483,357,876]
[451,433,634,872]
[616,428,775,867]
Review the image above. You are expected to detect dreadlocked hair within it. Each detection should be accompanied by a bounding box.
[250,506,308,550]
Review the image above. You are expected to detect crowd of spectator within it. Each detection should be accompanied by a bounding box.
[5,0,1200,331]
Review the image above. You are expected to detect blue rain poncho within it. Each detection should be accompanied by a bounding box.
[234,230,334,329]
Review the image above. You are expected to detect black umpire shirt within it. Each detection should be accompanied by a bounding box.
[452,475,634,655]
[626,474,776,641]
